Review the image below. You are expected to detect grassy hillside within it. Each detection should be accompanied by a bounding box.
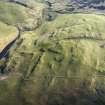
[0,21,18,52]
[0,1,105,105]
[0,2,29,25]
[0,1,46,30]
[1,13,105,105]
[39,14,105,39]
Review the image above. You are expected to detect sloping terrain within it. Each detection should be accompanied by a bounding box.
[0,1,47,30]
[0,22,18,52]
[0,0,105,105]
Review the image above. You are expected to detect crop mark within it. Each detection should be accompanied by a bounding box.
[25,51,44,79]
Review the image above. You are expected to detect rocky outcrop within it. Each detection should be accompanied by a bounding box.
[45,0,105,13]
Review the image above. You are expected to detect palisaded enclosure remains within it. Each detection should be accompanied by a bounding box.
[1,0,105,105]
